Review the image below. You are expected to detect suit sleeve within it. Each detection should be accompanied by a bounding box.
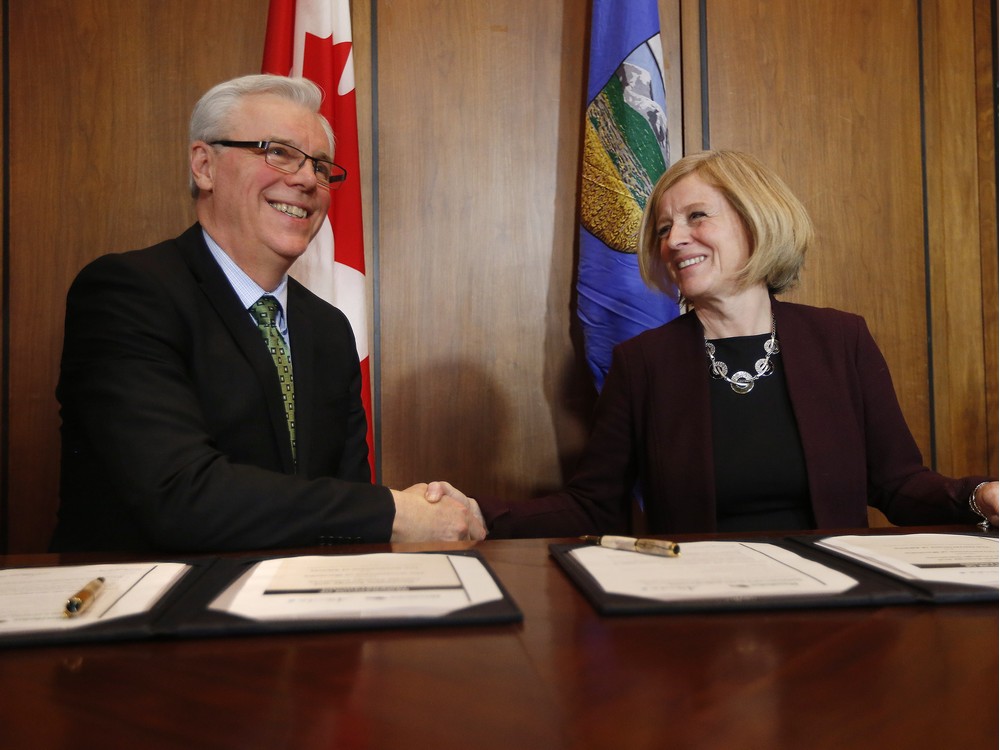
[851,316,988,524]
[56,253,394,552]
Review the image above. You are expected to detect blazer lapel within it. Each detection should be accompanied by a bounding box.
[660,313,716,530]
[773,300,839,524]
[632,312,716,532]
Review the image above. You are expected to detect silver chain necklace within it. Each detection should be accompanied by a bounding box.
[704,315,779,395]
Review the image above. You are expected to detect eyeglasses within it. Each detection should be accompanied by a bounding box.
[210,140,347,189]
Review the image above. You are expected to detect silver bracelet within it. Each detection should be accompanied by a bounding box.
[969,481,991,530]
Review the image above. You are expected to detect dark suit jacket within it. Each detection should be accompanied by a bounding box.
[481,300,989,537]
[52,223,393,553]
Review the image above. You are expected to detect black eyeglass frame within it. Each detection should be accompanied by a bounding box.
[210,140,347,189]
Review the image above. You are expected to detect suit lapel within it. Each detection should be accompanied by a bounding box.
[177,225,297,472]
[285,280,316,473]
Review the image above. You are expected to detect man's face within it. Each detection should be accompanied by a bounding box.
[192,93,332,285]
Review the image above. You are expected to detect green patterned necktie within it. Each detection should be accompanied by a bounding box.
[249,296,296,462]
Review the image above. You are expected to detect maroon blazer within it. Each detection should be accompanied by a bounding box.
[482,300,989,537]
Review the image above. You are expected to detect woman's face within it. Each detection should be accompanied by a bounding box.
[655,173,753,307]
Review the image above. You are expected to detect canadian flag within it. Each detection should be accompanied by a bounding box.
[263,0,375,479]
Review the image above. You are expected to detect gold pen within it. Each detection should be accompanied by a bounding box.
[580,535,680,557]
[64,577,106,617]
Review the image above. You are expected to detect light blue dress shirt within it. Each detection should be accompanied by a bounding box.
[202,229,291,352]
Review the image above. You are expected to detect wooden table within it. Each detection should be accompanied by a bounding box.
[0,531,996,750]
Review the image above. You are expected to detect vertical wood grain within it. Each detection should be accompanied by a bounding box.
[0,3,6,550]
[5,0,268,551]
[679,0,704,152]
[659,0,684,164]
[703,0,933,460]
[921,0,991,477]
[973,0,998,477]
[376,0,593,499]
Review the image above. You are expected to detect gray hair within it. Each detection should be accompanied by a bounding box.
[188,74,335,197]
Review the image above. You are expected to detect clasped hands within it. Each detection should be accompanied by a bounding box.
[390,481,487,542]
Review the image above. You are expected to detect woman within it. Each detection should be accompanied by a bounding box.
[474,150,997,536]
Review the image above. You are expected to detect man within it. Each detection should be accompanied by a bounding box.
[51,74,483,553]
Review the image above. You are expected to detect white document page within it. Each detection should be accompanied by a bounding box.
[570,542,857,602]
[210,553,503,620]
[0,562,190,635]
[816,533,999,587]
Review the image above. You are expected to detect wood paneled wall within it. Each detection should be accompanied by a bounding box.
[2,0,270,551]
[1,0,995,552]
[708,0,931,445]
[376,0,593,498]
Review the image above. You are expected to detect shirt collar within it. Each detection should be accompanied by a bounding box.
[202,229,289,315]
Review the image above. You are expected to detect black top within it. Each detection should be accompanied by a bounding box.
[707,334,814,532]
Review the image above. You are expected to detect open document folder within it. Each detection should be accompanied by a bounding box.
[814,534,998,588]
[0,551,521,648]
[552,532,998,615]
[209,553,505,621]
[568,542,858,601]
[0,562,189,637]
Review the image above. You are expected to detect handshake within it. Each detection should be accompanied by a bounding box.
[390,481,487,542]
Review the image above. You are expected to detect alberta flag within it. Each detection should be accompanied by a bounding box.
[262,0,375,479]
[578,0,679,390]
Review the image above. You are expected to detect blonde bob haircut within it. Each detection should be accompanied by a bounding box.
[637,150,814,300]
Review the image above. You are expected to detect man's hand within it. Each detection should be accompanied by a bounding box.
[423,481,487,536]
[390,483,487,542]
